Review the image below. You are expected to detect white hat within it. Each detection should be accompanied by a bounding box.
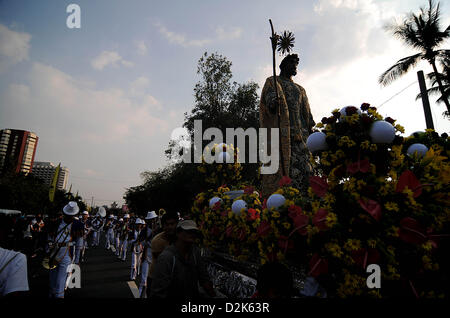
[82,211,89,215]
[74,216,79,220]
[114,216,117,220]
[119,218,123,222]
[176,219,199,231]
[108,214,114,218]
[124,214,130,218]
[145,211,157,220]
[135,218,145,225]
[63,201,79,216]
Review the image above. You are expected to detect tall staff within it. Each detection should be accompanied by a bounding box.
[269,19,285,176]
[268,20,295,177]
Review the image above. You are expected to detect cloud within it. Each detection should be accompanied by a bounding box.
[1,62,169,144]
[91,50,134,70]
[215,26,242,41]
[0,24,31,72]
[135,40,148,55]
[155,23,242,47]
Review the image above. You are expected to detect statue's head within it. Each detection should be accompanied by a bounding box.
[279,54,299,77]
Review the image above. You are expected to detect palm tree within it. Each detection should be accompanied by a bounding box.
[416,52,450,114]
[379,0,450,113]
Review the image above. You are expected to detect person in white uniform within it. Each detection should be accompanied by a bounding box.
[119,214,130,261]
[115,218,124,257]
[104,215,115,251]
[0,247,29,296]
[138,211,158,298]
[130,218,145,280]
[91,208,105,248]
[47,201,81,298]
[74,211,88,264]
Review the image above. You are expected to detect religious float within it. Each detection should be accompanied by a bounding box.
[191,104,450,298]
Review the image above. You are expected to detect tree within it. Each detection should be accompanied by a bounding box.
[126,52,261,215]
[379,0,450,113]
[416,51,450,116]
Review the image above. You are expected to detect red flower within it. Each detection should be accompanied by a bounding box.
[237,228,246,241]
[244,186,254,194]
[279,176,292,187]
[351,248,380,269]
[358,198,381,221]
[347,159,370,174]
[396,170,422,198]
[248,208,259,221]
[220,210,228,218]
[288,205,302,216]
[257,221,272,237]
[312,208,329,231]
[385,117,396,125]
[212,201,222,210]
[289,206,309,236]
[398,217,427,245]
[278,235,294,252]
[309,254,328,277]
[225,225,234,238]
[309,176,328,198]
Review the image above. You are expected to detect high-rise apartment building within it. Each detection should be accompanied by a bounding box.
[0,129,38,175]
[32,161,69,190]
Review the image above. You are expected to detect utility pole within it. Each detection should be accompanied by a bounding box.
[417,70,434,130]
[91,196,94,209]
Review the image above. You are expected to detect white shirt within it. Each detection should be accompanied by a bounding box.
[0,247,29,296]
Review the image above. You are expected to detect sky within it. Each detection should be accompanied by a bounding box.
[0,0,449,208]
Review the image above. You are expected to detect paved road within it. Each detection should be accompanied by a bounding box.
[29,234,140,298]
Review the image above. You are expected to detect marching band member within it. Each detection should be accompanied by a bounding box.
[47,201,82,298]
[130,218,145,280]
[118,214,130,261]
[115,218,124,257]
[91,207,105,247]
[104,215,115,251]
[138,211,158,298]
[81,211,91,263]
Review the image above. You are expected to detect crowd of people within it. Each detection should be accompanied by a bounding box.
[0,201,294,299]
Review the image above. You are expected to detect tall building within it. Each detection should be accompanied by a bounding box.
[32,162,69,190]
[0,129,38,175]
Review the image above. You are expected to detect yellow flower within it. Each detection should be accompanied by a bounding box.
[422,241,433,252]
[370,144,377,152]
[344,239,361,251]
[384,202,399,212]
[361,140,370,150]
[325,212,337,228]
[325,242,344,258]
[272,211,281,218]
[315,122,325,128]
[395,124,405,133]
[282,222,291,230]
[284,199,295,207]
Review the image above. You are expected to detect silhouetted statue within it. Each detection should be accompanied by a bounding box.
[259,54,315,196]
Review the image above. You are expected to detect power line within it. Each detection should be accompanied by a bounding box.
[378,81,417,109]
